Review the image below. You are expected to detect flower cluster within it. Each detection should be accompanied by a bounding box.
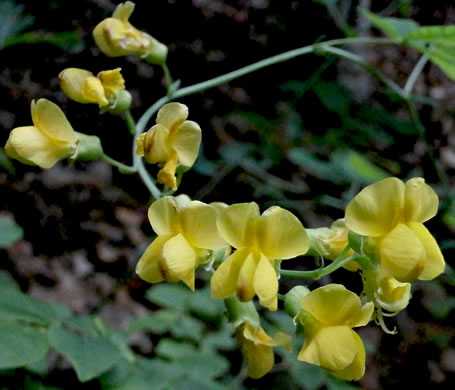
[346,177,444,317]
[4,0,447,384]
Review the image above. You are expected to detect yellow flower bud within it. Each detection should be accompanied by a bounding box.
[5,99,78,169]
[93,1,167,64]
[376,276,411,313]
[307,219,359,271]
[59,68,126,109]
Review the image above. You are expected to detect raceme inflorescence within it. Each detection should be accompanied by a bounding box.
[4,1,448,383]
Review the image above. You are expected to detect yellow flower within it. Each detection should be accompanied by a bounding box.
[296,284,373,381]
[236,322,291,379]
[5,99,78,169]
[211,202,309,311]
[136,102,202,190]
[93,1,167,64]
[59,68,125,107]
[345,177,444,282]
[136,196,227,290]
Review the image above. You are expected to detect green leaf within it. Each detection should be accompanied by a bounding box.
[0,319,49,369]
[170,314,205,341]
[406,25,455,46]
[3,30,84,53]
[200,323,236,353]
[288,148,342,183]
[327,376,359,390]
[171,377,230,390]
[361,10,419,41]
[0,279,71,325]
[0,0,34,48]
[126,310,180,335]
[0,148,15,173]
[146,284,192,310]
[155,339,197,359]
[419,45,455,81]
[0,215,23,248]
[286,351,327,390]
[174,352,229,379]
[331,150,389,184]
[49,324,122,382]
[189,288,225,319]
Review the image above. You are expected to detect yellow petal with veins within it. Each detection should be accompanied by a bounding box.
[180,201,227,249]
[113,1,135,21]
[147,196,180,235]
[253,254,278,311]
[160,233,196,290]
[404,178,439,224]
[59,68,95,104]
[157,154,178,189]
[379,223,425,282]
[5,126,75,169]
[98,68,125,101]
[301,284,372,327]
[408,221,445,280]
[135,234,173,283]
[237,253,257,302]
[216,203,260,249]
[81,76,109,106]
[156,102,188,131]
[31,99,77,143]
[211,248,249,299]
[329,330,366,381]
[256,206,309,260]
[345,177,404,237]
[298,326,360,374]
[140,124,170,163]
[169,120,201,167]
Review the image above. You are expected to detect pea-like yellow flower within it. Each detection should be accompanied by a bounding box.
[236,322,291,379]
[59,68,125,108]
[296,284,374,381]
[5,99,78,169]
[93,1,167,64]
[136,102,202,190]
[136,196,227,290]
[211,202,309,311]
[345,177,444,283]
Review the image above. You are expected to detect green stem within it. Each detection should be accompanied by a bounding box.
[277,293,286,301]
[137,159,162,199]
[123,110,163,199]
[319,45,406,98]
[123,110,137,136]
[173,37,397,100]
[137,37,397,133]
[161,63,174,94]
[136,95,171,135]
[101,153,137,174]
[406,100,449,192]
[403,53,429,97]
[280,254,372,280]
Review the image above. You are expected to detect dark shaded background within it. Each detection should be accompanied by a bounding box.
[1,0,455,388]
